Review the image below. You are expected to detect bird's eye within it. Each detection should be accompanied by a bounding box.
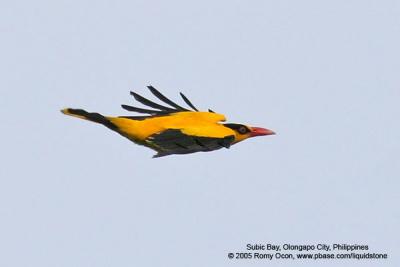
[238,126,248,134]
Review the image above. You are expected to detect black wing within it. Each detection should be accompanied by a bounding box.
[121,86,200,116]
[146,129,235,158]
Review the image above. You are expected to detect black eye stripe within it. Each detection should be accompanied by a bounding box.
[224,123,250,134]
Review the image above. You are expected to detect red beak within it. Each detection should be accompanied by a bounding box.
[249,127,276,137]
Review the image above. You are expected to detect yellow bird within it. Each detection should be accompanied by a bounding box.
[62,86,275,157]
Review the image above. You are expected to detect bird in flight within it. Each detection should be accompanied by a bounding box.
[61,86,275,158]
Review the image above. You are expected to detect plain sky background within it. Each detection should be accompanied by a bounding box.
[1,0,399,266]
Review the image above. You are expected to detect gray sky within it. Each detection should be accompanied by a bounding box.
[1,0,399,266]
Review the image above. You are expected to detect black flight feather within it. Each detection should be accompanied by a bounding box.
[130,91,175,111]
[194,138,206,148]
[174,142,188,149]
[147,86,188,111]
[180,92,199,111]
[121,104,167,115]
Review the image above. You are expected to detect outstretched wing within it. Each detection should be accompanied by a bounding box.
[146,129,235,158]
[120,86,214,118]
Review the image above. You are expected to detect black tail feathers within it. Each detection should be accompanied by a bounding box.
[61,108,117,130]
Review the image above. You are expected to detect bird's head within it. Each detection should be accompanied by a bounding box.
[223,123,275,143]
